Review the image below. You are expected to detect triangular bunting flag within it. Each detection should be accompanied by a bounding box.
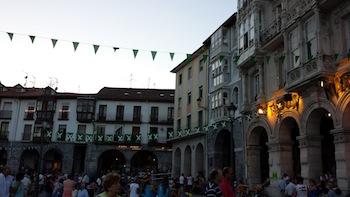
[334,53,339,60]
[113,47,119,52]
[93,45,100,54]
[203,54,208,61]
[187,54,192,60]
[219,55,225,62]
[73,42,79,52]
[295,55,300,62]
[133,49,139,58]
[151,51,157,60]
[51,39,58,48]
[7,32,14,41]
[266,56,270,63]
[169,52,175,61]
[29,35,35,43]
[234,55,240,64]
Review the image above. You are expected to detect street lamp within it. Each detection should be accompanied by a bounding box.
[226,103,237,173]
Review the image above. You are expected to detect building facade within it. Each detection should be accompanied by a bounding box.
[0,83,174,177]
[236,0,350,192]
[170,45,209,178]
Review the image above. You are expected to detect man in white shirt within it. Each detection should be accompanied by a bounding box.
[129,178,140,197]
[179,173,185,189]
[21,174,31,194]
[186,174,193,192]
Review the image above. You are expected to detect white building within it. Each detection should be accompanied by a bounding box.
[0,83,174,176]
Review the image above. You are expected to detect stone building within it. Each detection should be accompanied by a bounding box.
[0,83,174,177]
[170,45,209,178]
[236,0,350,192]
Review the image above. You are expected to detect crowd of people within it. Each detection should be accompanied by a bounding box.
[1,165,350,197]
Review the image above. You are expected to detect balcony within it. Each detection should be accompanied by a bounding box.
[260,18,282,47]
[36,111,55,123]
[0,110,12,119]
[149,116,159,124]
[76,112,94,123]
[286,58,334,91]
[32,131,52,143]
[0,131,8,141]
[58,112,69,120]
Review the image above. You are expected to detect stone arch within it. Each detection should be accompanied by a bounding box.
[97,149,126,175]
[43,148,63,173]
[337,91,350,129]
[247,117,273,140]
[195,143,204,177]
[184,145,192,176]
[19,149,40,172]
[303,107,336,179]
[214,129,233,170]
[274,110,301,137]
[277,116,301,177]
[174,147,181,177]
[247,126,269,186]
[301,99,339,135]
[131,150,158,171]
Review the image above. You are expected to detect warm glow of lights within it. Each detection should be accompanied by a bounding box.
[327,113,332,117]
[258,108,265,115]
[320,81,324,87]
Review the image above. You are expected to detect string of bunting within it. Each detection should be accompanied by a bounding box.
[2,30,192,61]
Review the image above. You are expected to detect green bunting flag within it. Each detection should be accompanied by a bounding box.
[51,39,58,48]
[266,56,270,63]
[113,47,119,52]
[169,52,175,61]
[187,54,192,60]
[295,55,300,62]
[29,35,35,43]
[73,42,79,51]
[93,45,100,54]
[7,32,13,41]
[234,55,240,64]
[219,55,225,62]
[334,53,339,60]
[151,51,157,60]
[133,49,139,58]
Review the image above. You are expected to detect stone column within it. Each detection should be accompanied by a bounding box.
[246,145,261,187]
[297,135,323,181]
[85,145,98,177]
[331,128,350,192]
[61,144,74,174]
[257,63,265,103]
[241,70,249,111]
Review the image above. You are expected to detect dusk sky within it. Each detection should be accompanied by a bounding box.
[0,0,236,93]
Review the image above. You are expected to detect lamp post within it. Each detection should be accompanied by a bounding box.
[226,103,237,174]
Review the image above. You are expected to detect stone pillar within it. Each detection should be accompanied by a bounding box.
[241,71,249,111]
[297,135,323,181]
[61,144,74,174]
[257,63,265,103]
[85,145,98,177]
[331,129,350,192]
[247,145,261,187]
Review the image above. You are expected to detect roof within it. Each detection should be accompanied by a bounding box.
[0,84,174,103]
[170,45,208,73]
[203,13,237,45]
[96,87,174,103]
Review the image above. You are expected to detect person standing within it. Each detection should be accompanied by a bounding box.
[179,174,185,190]
[205,169,222,197]
[11,173,25,197]
[129,178,140,197]
[63,174,76,197]
[285,178,296,197]
[295,177,307,197]
[77,182,89,197]
[0,166,13,197]
[96,173,121,197]
[186,174,193,193]
[220,167,235,197]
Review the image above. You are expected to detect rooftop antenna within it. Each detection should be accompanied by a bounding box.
[147,78,151,89]
[129,74,133,88]
[24,72,28,87]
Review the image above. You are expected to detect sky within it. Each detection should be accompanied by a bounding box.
[0,0,236,93]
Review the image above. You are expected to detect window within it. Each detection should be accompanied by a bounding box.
[290,28,300,68]
[198,111,203,128]
[150,127,158,137]
[198,86,203,99]
[96,125,105,135]
[233,87,239,105]
[115,126,123,136]
[77,125,86,134]
[23,124,32,140]
[179,74,182,85]
[133,106,141,122]
[57,125,67,141]
[151,107,159,122]
[187,92,192,105]
[239,14,255,52]
[59,105,69,120]
[98,105,107,120]
[167,107,174,121]
[188,67,192,79]
[2,102,12,110]
[186,115,191,129]
[177,119,181,131]
[24,106,35,120]
[211,29,222,49]
[37,100,55,111]
[33,126,42,138]
[0,122,9,137]
[305,17,316,60]
[178,97,182,110]
[199,59,205,72]
[116,105,124,121]
[77,99,94,113]
[132,127,140,136]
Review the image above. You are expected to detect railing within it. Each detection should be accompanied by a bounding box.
[260,18,282,45]
[36,111,55,122]
[32,130,52,143]
[76,112,94,123]
[0,110,12,119]
[287,58,320,88]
